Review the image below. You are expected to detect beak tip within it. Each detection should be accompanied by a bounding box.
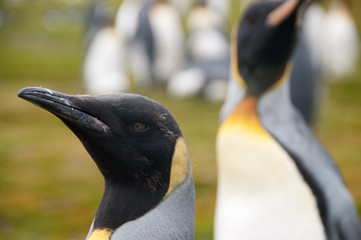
[17,87,33,99]
[17,87,53,99]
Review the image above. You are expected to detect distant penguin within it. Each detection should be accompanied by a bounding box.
[115,0,185,89]
[82,0,129,95]
[83,27,130,95]
[167,2,230,101]
[169,0,193,16]
[216,1,361,239]
[18,87,195,239]
[304,0,360,80]
[115,0,144,42]
[205,0,232,18]
[319,0,360,80]
[83,0,114,50]
[302,1,325,72]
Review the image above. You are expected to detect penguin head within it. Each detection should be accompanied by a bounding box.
[234,0,304,96]
[18,87,188,197]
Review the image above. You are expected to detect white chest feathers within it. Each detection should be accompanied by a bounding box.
[215,98,326,240]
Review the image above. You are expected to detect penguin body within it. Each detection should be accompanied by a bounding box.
[116,0,185,89]
[82,1,129,95]
[205,0,231,17]
[216,1,361,239]
[303,1,360,80]
[83,27,130,95]
[216,95,325,239]
[167,3,229,101]
[83,0,114,51]
[259,77,361,240]
[18,87,195,239]
[147,1,185,85]
[320,1,359,80]
[168,0,193,16]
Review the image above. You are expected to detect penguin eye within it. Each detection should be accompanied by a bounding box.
[247,16,256,25]
[130,122,149,132]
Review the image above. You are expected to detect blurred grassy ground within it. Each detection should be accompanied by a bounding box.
[0,1,360,239]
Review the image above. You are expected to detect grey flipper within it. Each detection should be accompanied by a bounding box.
[289,27,319,124]
[136,0,155,64]
[83,0,113,51]
[259,81,361,240]
[111,171,195,240]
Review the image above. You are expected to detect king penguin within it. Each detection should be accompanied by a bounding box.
[215,0,361,239]
[115,0,185,89]
[18,87,195,239]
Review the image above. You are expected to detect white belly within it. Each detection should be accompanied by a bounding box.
[215,129,326,240]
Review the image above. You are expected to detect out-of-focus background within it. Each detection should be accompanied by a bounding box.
[0,0,360,239]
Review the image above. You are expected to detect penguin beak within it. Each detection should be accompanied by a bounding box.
[18,87,110,134]
[266,0,304,27]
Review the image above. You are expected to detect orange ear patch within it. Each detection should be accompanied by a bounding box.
[88,228,113,240]
[266,0,299,27]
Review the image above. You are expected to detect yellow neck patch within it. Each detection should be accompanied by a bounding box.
[219,97,268,138]
[165,137,190,197]
[88,228,113,240]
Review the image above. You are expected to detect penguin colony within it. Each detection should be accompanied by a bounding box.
[18,0,361,239]
[83,0,360,123]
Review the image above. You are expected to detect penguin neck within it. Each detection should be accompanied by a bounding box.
[220,64,292,136]
[220,96,267,137]
[93,179,165,232]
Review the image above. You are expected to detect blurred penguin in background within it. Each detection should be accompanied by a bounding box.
[216,1,361,239]
[304,0,360,80]
[83,0,114,50]
[167,1,230,101]
[299,0,360,122]
[169,0,194,16]
[319,0,360,80]
[83,0,130,95]
[302,0,325,74]
[115,0,185,90]
[205,0,232,18]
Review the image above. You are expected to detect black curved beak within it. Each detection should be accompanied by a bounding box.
[18,87,110,134]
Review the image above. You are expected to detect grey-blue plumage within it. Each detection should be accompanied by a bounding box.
[108,173,194,239]
[289,27,319,124]
[260,81,361,240]
[86,172,195,240]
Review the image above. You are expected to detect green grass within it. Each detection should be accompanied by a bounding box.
[0,1,361,239]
